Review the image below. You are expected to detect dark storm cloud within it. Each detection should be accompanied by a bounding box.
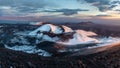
[111,0,120,4]
[109,5,118,9]
[0,0,53,14]
[84,0,110,5]
[43,9,89,15]
[0,0,14,6]
[98,5,117,12]
[110,5,118,8]
[0,0,47,8]
[77,0,119,12]
[96,14,111,17]
[16,6,37,13]
[98,6,109,12]
[84,0,110,12]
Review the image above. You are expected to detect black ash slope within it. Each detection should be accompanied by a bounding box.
[0,44,120,68]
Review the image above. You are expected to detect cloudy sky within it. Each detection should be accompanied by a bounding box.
[0,0,120,25]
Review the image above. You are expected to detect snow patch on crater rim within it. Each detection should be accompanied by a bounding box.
[28,24,99,45]
[28,24,120,45]
[29,24,64,36]
[5,45,52,57]
[57,33,98,45]
[62,25,73,33]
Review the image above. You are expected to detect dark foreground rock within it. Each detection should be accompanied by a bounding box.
[0,44,120,68]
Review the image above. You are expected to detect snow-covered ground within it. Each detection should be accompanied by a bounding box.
[5,45,52,57]
[28,24,98,45]
[57,33,98,45]
[89,37,120,48]
[4,24,120,56]
[29,24,64,35]
[5,37,120,57]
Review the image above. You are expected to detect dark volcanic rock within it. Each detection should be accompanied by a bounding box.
[0,44,120,68]
[0,23,120,68]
